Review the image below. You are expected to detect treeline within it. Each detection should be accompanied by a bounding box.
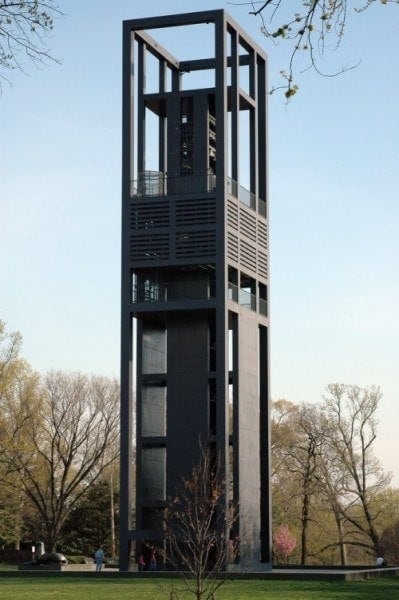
[0,319,119,557]
[271,387,398,565]
[1,318,398,565]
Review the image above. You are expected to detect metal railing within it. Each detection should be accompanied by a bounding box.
[227,177,256,211]
[227,177,267,218]
[129,172,266,218]
[130,172,216,197]
[229,282,256,312]
[239,288,257,312]
[132,280,215,303]
[228,281,239,302]
[133,279,267,316]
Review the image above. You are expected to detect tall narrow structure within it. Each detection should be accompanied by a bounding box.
[120,10,271,571]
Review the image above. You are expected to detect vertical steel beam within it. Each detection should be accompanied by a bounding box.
[214,11,229,570]
[230,28,239,182]
[137,42,146,175]
[120,23,134,572]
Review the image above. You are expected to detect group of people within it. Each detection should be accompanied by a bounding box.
[96,546,388,573]
[94,546,157,572]
[138,550,157,571]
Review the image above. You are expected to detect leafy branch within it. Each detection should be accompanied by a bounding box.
[229,0,397,98]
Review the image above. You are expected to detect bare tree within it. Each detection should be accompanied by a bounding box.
[230,1,398,97]
[163,447,236,600]
[315,431,350,565]
[0,319,22,385]
[271,400,325,564]
[295,404,324,564]
[322,383,392,557]
[271,391,392,565]
[1,370,120,551]
[0,0,63,90]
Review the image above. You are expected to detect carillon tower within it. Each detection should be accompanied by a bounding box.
[120,9,271,571]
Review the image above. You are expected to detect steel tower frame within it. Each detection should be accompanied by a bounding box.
[120,9,271,571]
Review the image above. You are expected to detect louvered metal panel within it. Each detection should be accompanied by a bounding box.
[175,198,215,226]
[240,239,257,273]
[129,234,170,261]
[239,207,257,241]
[130,202,170,230]
[175,230,215,258]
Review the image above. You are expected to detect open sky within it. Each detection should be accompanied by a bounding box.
[1,1,398,483]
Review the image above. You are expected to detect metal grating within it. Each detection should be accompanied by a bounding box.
[130,234,170,261]
[240,239,257,273]
[130,202,170,230]
[175,231,215,258]
[175,198,215,226]
[227,199,239,230]
[227,231,239,262]
[240,207,257,241]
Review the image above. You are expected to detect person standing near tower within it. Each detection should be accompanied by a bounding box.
[94,546,105,572]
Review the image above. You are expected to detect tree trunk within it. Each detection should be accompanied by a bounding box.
[336,514,347,566]
[301,490,310,564]
[110,474,116,557]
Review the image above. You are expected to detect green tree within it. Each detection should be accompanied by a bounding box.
[0,370,120,552]
[0,319,39,547]
[271,388,394,566]
[271,400,326,564]
[60,477,119,556]
[379,514,399,565]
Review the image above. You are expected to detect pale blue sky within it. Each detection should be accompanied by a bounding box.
[1,1,398,481]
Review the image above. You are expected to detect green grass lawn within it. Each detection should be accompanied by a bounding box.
[0,576,399,600]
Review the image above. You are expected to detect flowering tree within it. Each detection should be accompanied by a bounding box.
[246,0,399,97]
[273,525,297,563]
